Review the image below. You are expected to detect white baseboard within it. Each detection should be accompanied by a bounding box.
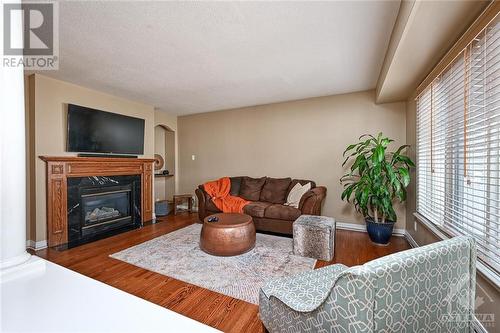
[335,221,406,237]
[403,230,419,248]
[26,240,47,250]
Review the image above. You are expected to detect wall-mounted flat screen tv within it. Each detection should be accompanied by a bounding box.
[67,104,145,155]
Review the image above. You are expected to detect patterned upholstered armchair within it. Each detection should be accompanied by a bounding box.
[260,236,476,333]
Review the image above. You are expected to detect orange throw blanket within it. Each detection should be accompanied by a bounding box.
[203,177,249,213]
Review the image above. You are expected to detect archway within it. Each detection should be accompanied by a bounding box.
[154,124,176,206]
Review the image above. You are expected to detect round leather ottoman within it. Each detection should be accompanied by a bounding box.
[200,213,256,256]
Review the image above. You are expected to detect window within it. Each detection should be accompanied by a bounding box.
[416,15,500,276]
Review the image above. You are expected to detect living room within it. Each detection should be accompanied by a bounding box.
[1,1,499,332]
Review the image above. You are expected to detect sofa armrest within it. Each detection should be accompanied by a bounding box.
[299,186,327,215]
[195,187,209,221]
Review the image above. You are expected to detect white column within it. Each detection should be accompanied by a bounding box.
[0,0,31,269]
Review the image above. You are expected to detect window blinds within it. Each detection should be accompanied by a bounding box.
[416,16,500,275]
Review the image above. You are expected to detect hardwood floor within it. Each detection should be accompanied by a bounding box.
[35,213,411,333]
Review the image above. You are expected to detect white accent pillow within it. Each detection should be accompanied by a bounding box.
[285,182,311,208]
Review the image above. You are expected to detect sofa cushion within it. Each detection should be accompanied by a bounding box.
[285,182,312,208]
[265,204,301,221]
[287,179,316,195]
[229,177,243,196]
[243,201,272,218]
[239,176,266,201]
[259,177,292,204]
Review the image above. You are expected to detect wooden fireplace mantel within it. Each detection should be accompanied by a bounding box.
[40,156,155,247]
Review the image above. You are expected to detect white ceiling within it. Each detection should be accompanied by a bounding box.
[41,1,400,115]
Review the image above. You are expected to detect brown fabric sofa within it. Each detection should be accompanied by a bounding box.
[195,176,327,235]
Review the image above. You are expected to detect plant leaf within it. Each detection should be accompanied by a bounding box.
[398,167,410,187]
[343,143,358,157]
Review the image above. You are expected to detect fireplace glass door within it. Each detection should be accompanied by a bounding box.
[81,186,132,231]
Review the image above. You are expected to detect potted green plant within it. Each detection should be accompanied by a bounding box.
[340,133,415,245]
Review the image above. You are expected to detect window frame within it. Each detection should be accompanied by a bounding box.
[414,2,500,288]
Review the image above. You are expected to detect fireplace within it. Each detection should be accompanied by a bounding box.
[67,175,141,247]
[41,156,154,247]
[81,185,132,236]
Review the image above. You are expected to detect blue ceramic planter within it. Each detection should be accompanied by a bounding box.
[366,218,395,245]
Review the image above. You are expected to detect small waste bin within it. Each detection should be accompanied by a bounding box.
[155,200,173,216]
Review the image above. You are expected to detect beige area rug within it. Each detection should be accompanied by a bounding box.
[110,224,316,304]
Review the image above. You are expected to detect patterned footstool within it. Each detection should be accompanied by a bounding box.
[293,215,335,261]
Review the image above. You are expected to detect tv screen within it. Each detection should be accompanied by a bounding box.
[67,104,145,155]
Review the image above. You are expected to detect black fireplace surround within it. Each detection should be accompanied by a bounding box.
[67,175,141,248]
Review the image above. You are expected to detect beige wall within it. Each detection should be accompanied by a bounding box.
[405,95,499,330]
[405,94,417,232]
[25,75,35,242]
[154,125,176,201]
[178,90,407,228]
[154,126,167,201]
[154,108,177,134]
[164,130,176,199]
[154,109,179,200]
[28,74,157,242]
